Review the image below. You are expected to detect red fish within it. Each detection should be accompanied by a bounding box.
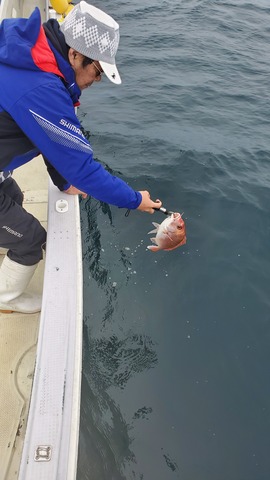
[147,212,186,252]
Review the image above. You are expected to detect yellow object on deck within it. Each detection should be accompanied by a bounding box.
[50,0,73,18]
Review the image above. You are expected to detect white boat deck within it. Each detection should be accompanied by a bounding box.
[0,156,47,479]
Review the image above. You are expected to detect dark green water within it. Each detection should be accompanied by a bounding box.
[77,1,270,479]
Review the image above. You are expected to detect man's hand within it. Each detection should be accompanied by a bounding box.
[64,185,88,199]
[137,191,162,213]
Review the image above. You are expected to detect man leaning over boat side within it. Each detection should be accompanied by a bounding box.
[0,2,162,314]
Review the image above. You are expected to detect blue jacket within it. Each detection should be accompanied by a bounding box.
[0,8,142,209]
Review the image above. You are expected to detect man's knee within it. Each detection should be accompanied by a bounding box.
[0,178,23,206]
[0,186,47,265]
[9,222,47,266]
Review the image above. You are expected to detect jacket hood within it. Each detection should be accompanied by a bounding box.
[0,7,65,79]
[0,8,81,104]
[0,8,43,71]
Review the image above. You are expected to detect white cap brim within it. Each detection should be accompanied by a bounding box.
[100,61,121,85]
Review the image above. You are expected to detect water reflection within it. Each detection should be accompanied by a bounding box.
[89,334,158,391]
[78,195,159,479]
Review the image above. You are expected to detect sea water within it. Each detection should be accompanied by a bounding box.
[77,1,270,479]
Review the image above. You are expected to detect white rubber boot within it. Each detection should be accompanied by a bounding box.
[0,256,42,314]
[0,247,8,255]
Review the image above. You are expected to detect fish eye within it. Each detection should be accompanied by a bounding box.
[177,226,182,230]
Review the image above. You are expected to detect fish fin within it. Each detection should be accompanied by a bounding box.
[147,245,160,252]
[150,237,158,245]
[152,222,160,228]
[148,228,158,234]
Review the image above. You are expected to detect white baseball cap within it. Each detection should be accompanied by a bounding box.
[60,1,121,84]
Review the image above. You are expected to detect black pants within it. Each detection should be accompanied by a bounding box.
[0,177,46,266]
